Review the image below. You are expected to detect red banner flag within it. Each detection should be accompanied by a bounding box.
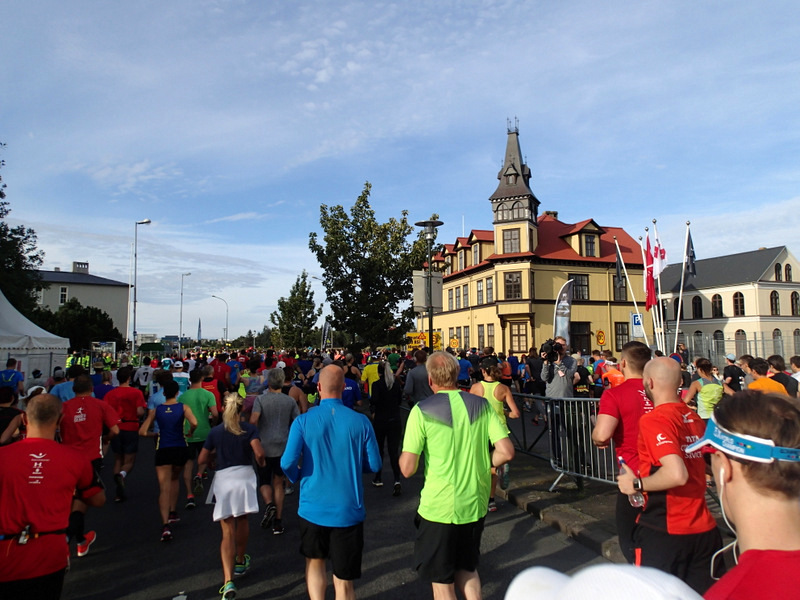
[645,235,657,311]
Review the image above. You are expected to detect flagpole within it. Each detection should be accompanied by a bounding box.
[652,219,666,353]
[674,221,691,354]
[616,237,649,347]
[644,226,663,353]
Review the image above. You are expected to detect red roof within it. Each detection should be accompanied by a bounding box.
[535,214,641,264]
[469,230,494,243]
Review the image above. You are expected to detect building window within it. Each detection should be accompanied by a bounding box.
[571,322,591,354]
[792,291,800,316]
[713,330,724,354]
[458,251,464,272]
[735,329,747,356]
[712,294,723,318]
[477,325,485,350]
[486,277,494,303]
[463,326,470,350]
[496,204,508,221]
[476,280,483,305]
[503,229,520,254]
[776,264,783,281]
[462,284,469,308]
[733,292,745,317]
[787,264,793,282]
[692,296,703,319]
[571,274,589,300]
[36,289,44,305]
[449,327,455,344]
[59,286,68,305]
[511,202,525,219]
[448,289,453,311]
[613,276,627,301]
[487,324,495,349]
[770,291,780,316]
[456,327,462,346]
[614,322,630,352]
[773,329,783,355]
[795,329,800,355]
[504,272,522,300]
[473,244,480,265]
[510,323,527,352]
[673,298,683,320]
[455,287,461,310]
[585,235,596,257]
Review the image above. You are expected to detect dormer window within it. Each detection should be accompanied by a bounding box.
[473,244,480,265]
[458,251,464,272]
[585,235,596,257]
[507,174,516,185]
[496,203,509,221]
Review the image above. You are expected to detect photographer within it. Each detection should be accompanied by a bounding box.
[540,337,577,398]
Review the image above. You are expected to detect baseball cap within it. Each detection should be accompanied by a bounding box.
[686,413,800,464]
[480,356,499,370]
[504,565,702,600]
[174,361,184,369]
[275,361,286,369]
[161,358,173,369]
[53,367,65,380]
[725,353,736,361]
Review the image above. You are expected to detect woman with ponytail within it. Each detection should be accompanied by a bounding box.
[198,392,266,599]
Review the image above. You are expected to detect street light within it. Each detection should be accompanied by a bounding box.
[133,218,152,357]
[211,295,229,344]
[179,272,191,357]
[415,219,443,351]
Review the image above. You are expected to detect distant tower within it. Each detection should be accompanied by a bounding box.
[489,119,541,254]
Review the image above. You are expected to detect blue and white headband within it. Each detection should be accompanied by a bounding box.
[686,413,800,464]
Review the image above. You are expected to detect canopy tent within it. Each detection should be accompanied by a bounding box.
[0,288,70,381]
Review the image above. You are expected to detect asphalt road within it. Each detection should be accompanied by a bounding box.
[62,438,607,600]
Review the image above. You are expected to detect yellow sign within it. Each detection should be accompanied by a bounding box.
[406,332,442,352]
[596,330,606,346]
[449,338,459,349]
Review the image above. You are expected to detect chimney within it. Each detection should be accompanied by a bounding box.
[72,262,89,274]
[54,267,60,272]
[544,210,559,219]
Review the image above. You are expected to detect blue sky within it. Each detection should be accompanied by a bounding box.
[3,1,799,340]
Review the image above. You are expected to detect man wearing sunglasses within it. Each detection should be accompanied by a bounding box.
[686,390,800,599]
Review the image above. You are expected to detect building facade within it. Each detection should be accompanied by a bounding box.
[658,246,800,361]
[38,262,129,336]
[429,125,651,356]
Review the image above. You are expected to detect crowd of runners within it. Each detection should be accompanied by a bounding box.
[2,342,800,599]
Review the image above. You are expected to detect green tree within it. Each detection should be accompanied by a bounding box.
[309,182,430,350]
[30,298,124,350]
[0,144,46,315]
[269,271,322,349]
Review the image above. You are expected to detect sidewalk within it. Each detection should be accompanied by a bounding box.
[495,434,731,564]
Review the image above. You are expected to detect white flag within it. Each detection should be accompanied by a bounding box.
[652,232,668,279]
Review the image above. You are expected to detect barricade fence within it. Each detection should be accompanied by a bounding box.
[511,393,618,491]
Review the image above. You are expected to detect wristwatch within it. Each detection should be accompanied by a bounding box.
[633,478,643,492]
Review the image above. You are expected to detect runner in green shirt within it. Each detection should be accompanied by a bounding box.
[181,369,219,508]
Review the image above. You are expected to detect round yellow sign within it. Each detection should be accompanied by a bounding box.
[596,330,606,346]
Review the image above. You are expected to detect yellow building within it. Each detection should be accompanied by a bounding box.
[430,125,651,355]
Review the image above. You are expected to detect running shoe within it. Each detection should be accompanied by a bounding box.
[487,500,498,513]
[219,581,236,599]
[272,521,284,535]
[500,463,510,490]
[168,511,180,524]
[284,484,294,495]
[372,477,383,488]
[261,504,276,530]
[234,554,250,575]
[160,525,173,542]
[185,495,196,510]
[193,474,204,496]
[76,530,97,557]
[392,482,402,497]
[113,473,126,502]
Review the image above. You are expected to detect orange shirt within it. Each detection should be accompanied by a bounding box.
[748,376,788,395]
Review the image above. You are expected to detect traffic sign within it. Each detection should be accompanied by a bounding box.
[632,313,644,338]
[596,330,606,346]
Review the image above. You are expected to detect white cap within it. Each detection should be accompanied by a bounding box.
[276,361,286,369]
[505,565,703,600]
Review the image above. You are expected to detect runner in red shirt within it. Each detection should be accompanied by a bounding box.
[0,394,105,598]
[618,357,723,594]
[592,341,653,563]
[104,365,147,502]
[60,375,120,558]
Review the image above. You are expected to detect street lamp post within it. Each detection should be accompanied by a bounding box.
[415,219,443,351]
[133,218,152,357]
[179,272,191,357]
[211,295,229,344]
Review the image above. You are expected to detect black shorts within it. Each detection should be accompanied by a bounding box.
[299,518,363,580]
[186,440,205,460]
[413,513,484,584]
[155,446,189,467]
[110,430,140,455]
[257,456,284,486]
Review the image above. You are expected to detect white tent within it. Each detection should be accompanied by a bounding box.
[0,287,69,382]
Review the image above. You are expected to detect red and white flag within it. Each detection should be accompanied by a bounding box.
[644,235,657,311]
[652,232,668,279]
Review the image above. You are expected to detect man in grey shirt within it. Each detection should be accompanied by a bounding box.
[403,349,433,407]
[250,367,299,535]
[541,336,577,398]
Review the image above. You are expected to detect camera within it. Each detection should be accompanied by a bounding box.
[540,339,563,363]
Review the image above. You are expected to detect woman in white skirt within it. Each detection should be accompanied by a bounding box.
[199,392,265,599]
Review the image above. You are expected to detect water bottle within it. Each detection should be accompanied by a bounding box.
[618,456,645,507]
